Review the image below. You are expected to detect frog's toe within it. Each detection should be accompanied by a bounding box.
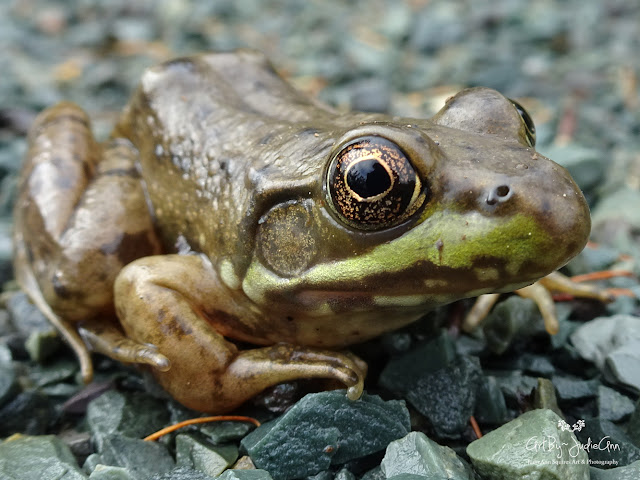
[462,293,500,332]
[346,377,365,401]
[464,281,559,335]
[341,350,367,399]
[129,344,171,371]
[515,281,559,335]
[539,271,617,303]
[79,319,170,371]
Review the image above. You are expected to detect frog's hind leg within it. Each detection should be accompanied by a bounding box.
[13,102,161,381]
[114,254,367,413]
[13,237,94,381]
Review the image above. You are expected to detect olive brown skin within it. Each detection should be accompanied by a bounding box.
[13,50,591,412]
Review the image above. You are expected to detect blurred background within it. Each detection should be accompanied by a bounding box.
[0,0,639,280]
[1,2,640,473]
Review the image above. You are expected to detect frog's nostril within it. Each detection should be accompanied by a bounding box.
[486,184,512,205]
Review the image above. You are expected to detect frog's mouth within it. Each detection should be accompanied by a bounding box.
[288,275,539,316]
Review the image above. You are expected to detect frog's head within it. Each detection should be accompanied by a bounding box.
[241,87,590,330]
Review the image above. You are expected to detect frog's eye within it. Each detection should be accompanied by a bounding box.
[509,99,536,147]
[327,136,423,230]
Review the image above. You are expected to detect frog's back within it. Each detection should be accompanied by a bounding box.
[112,51,339,262]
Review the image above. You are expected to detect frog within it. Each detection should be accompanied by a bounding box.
[13,50,596,413]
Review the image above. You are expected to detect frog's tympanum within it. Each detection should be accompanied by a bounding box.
[13,50,591,413]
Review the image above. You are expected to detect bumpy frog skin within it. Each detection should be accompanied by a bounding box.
[13,50,591,412]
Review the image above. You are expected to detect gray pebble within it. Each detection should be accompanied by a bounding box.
[597,385,635,422]
[381,431,474,480]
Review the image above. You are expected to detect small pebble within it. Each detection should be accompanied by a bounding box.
[87,390,170,444]
[176,433,238,477]
[474,375,509,425]
[381,432,474,480]
[0,434,86,480]
[0,391,54,437]
[571,315,640,392]
[97,434,175,479]
[405,355,482,439]
[552,375,599,402]
[533,378,564,419]
[597,385,635,422]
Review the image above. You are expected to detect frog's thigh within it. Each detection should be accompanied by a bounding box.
[16,103,160,321]
[114,254,366,413]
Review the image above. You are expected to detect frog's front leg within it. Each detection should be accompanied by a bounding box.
[114,254,366,413]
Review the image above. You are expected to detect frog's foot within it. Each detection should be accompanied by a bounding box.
[226,344,366,402]
[112,253,366,413]
[78,319,169,371]
[462,271,615,335]
[538,271,616,302]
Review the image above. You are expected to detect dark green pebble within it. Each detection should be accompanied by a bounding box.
[241,391,410,480]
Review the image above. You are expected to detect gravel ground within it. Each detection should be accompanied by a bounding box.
[1,1,640,479]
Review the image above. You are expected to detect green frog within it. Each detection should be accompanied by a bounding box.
[13,50,595,413]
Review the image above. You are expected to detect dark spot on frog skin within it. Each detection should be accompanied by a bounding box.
[97,271,109,282]
[78,154,92,179]
[157,314,193,339]
[211,377,224,392]
[52,273,71,299]
[99,231,155,266]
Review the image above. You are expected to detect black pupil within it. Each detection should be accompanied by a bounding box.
[346,159,392,199]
